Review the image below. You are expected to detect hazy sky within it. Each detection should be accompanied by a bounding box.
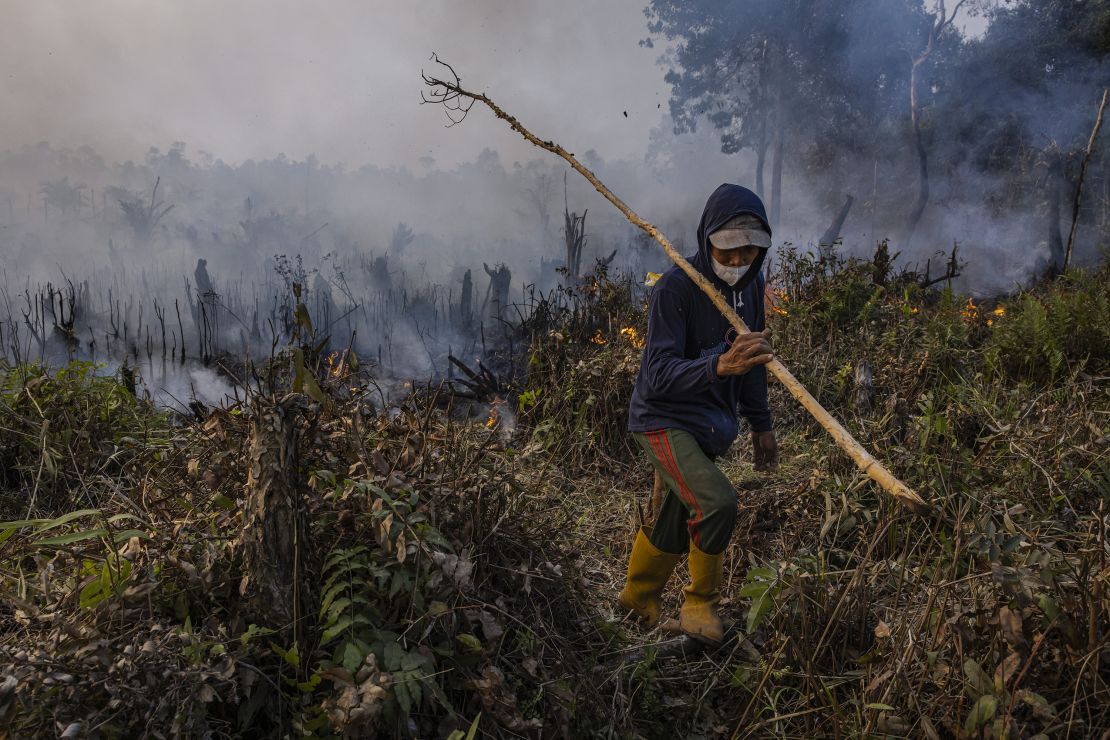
[3,1,988,170]
[2,0,672,169]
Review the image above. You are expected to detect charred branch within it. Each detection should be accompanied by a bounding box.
[818,195,855,257]
[1064,88,1109,272]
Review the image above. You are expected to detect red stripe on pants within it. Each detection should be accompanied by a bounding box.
[646,430,703,548]
[646,432,686,508]
[658,431,704,548]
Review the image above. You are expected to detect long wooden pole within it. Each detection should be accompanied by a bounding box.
[423,63,930,515]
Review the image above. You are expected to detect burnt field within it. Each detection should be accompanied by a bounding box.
[1,247,1108,738]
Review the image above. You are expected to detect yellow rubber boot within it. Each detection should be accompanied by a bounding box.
[617,527,682,626]
[679,543,725,644]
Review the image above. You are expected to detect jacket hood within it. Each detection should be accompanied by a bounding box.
[694,183,772,293]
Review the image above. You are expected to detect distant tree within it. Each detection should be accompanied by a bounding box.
[459,268,474,329]
[519,170,555,246]
[39,177,87,217]
[194,258,215,297]
[390,222,415,254]
[482,262,512,322]
[644,0,956,234]
[562,173,588,279]
[936,0,1110,270]
[116,177,175,244]
[368,254,391,292]
[904,1,971,245]
[238,206,293,255]
[647,0,797,224]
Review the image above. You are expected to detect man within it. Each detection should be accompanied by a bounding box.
[619,183,778,644]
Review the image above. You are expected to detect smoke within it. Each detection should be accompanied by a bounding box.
[0,0,665,171]
[131,362,239,412]
[0,138,696,394]
[633,0,1108,295]
[1,0,1107,393]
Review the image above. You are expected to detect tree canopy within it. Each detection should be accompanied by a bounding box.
[646,0,1110,255]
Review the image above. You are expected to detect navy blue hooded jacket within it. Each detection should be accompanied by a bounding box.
[627,184,773,457]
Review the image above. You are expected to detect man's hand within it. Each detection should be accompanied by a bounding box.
[752,430,779,472]
[716,329,773,377]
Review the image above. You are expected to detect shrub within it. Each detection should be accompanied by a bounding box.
[987,267,1110,383]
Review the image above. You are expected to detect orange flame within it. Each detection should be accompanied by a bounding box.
[486,396,505,428]
[590,329,607,345]
[325,350,348,378]
[620,326,645,348]
[768,289,790,317]
[961,298,979,322]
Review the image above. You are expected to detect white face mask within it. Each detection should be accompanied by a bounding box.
[712,258,750,286]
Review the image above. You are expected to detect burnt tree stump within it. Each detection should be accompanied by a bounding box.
[854,359,873,414]
[239,394,313,647]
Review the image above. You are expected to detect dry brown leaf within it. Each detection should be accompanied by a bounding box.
[395,532,407,564]
[994,651,1022,691]
[876,714,909,734]
[865,669,894,695]
[999,605,1025,647]
[370,450,390,475]
[320,666,355,686]
[919,715,941,740]
[378,513,393,546]
[122,582,160,601]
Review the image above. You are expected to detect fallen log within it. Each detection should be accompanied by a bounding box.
[422,57,929,515]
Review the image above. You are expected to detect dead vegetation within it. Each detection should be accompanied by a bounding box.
[0,355,616,737]
[1,247,1108,738]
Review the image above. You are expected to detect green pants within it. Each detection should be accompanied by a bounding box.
[633,429,738,555]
